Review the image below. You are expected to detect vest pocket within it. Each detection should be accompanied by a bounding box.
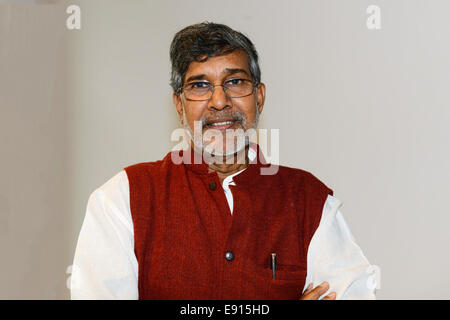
[234,264,306,299]
[271,265,306,281]
[267,265,306,299]
[250,264,306,281]
[263,265,306,299]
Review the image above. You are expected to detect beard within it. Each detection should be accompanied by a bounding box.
[182,106,260,158]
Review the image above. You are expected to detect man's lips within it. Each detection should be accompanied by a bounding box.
[204,119,240,130]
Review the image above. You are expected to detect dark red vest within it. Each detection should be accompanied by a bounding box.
[124,144,333,300]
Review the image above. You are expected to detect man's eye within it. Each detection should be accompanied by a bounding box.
[226,78,244,86]
[189,82,210,89]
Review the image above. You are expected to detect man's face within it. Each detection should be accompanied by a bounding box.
[173,49,266,157]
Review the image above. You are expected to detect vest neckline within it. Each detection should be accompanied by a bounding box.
[168,143,271,186]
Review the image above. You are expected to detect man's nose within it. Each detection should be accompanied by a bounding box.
[208,85,231,111]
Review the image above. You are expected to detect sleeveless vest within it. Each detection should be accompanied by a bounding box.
[124,144,333,299]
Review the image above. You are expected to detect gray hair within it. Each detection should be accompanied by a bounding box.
[169,22,261,93]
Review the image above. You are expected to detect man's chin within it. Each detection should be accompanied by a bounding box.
[203,142,247,158]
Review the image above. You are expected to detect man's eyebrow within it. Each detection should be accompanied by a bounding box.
[224,68,250,77]
[184,68,250,84]
[185,74,207,83]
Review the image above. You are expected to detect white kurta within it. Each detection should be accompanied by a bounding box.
[71,152,377,300]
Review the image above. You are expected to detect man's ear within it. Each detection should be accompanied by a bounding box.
[255,82,266,114]
[173,92,184,124]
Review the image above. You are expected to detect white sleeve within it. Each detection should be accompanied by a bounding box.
[70,170,139,300]
[303,195,377,300]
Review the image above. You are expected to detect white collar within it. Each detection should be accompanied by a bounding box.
[222,147,257,187]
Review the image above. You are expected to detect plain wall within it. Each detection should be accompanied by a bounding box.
[1,0,449,299]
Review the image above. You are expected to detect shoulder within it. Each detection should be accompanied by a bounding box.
[89,170,130,215]
[123,153,173,179]
[96,170,129,196]
[98,169,128,189]
[274,165,333,195]
[124,159,164,173]
[79,170,134,235]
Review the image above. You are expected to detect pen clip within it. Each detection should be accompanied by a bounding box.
[270,253,276,279]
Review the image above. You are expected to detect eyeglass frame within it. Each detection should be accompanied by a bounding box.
[179,78,259,101]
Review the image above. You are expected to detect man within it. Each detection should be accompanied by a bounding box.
[71,22,376,300]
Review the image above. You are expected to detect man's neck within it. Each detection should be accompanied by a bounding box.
[201,145,250,184]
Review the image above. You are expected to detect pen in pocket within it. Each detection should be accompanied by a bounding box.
[270,253,277,280]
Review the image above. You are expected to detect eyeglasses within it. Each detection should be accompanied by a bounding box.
[181,78,256,101]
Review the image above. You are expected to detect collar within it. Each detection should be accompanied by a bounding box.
[172,143,270,186]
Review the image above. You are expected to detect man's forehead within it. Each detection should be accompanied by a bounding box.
[184,50,251,81]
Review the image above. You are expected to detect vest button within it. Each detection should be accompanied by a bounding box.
[209,181,217,191]
[225,251,234,261]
